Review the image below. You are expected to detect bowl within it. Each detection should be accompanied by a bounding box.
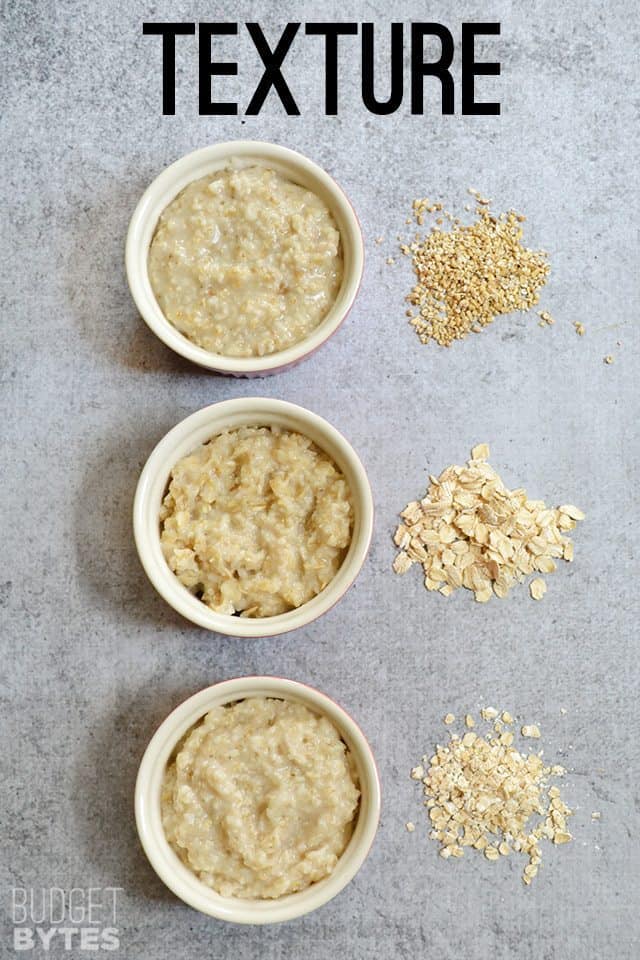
[133,398,374,637]
[135,676,381,924]
[125,141,364,377]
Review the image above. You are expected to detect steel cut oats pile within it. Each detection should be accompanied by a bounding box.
[410,711,573,885]
[393,444,584,602]
[401,192,550,346]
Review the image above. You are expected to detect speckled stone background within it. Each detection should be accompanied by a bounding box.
[2,1,639,957]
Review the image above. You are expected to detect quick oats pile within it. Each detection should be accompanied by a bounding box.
[392,444,584,602]
[410,710,572,885]
[400,191,550,347]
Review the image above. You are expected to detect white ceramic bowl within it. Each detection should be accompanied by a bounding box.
[133,398,373,637]
[125,141,364,376]
[135,676,381,924]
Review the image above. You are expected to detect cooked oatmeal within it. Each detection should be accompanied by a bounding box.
[162,697,360,898]
[148,164,343,357]
[160,425,353,617]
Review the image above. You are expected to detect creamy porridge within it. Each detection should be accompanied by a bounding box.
[160,425,353,617]
[161,697,360,899]
[148,165,343,357]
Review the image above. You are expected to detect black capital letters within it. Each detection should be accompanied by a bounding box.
[411,23,455,115]
[142,22,196,115]
[361,22,403,115]
[305,23,358,115]
[199,23,238,115]
[461,23,501,115]
[246,23,301,115]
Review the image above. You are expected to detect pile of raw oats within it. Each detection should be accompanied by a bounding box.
[393,444,584,602]
[401,192,550,347]
[410,710,572,885]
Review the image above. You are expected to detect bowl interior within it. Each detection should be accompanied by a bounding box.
[134,400,373,637]
[128,142,363,370]
[136,678,380,923]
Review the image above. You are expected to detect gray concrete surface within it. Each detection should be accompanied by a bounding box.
[2,1,639,957]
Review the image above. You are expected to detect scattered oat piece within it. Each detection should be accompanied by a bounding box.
[443,713,456,725]
[560,504,585,521]
[553,832,572,844]
[560,708,567,715]
[573,321,586,336]
[410,765,425,781]
[501,711,513,724]
[591,812,601,821]
[481,707,499,721]
[402,195,550,347]
[411,711,573,885]
[393,446,584,603]
[465,714,475,729]
[405,821,416,832]
[392,552,413,575]
[374,237,383,245]
[604,355,614,364]
[386,257,395,266]
[471,443,490,460]
[521,724,541,739]
[530,578,547,601]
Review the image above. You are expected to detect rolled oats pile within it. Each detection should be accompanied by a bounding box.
[393,444,584,602]
[410,711,572,885]
[401,192,550,346]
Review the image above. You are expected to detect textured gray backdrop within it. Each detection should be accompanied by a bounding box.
[2,1,639,958]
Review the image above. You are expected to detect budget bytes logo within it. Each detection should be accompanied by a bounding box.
[10,888,122,952]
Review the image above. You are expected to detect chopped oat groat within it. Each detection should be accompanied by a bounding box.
[604,354,614,364]
[411,711,573,885]
[481,707,499,721]
[405,821,416,832]
[402,196,550,347]
[392,445,584,602]
[521,724,541,739]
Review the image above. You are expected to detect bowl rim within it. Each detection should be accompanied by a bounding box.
[135,676,382,924]
[125,140,364,375]
[133,398,374,638]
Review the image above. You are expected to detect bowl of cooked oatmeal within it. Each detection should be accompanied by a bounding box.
[135,677,380,923]
[133,398,373,637]
[126,141,364,376]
